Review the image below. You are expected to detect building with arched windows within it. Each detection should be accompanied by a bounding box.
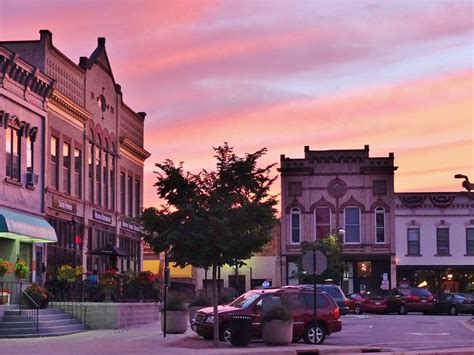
[1,30,150,281]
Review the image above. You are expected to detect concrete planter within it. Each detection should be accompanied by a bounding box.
[262,320,293,345]
[160,310,189,334]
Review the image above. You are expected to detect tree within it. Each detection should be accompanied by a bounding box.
[298,234,343,285]
[140,143,278,347]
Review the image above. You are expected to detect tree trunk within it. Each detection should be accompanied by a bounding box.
[212,264,219,348]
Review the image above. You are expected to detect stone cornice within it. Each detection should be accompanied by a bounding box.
[119,136,151,161]
[49,89,91,123]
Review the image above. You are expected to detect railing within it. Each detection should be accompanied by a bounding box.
[48,299,88,329]
[0,281,31,305]
[19,288,39,334]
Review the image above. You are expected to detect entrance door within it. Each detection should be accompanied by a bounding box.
[35,247,44,285]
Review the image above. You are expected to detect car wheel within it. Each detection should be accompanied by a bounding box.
[219,323,231,343]
[303,323,326,345]
[449,306,458,316]
[354,305,362,315]
[399,305,407,315]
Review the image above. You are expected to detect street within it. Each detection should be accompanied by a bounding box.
[325,313,474,352]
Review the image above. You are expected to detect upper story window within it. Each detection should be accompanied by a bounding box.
[63,142,71,194]
[344,207,360,243]
[50,136,59,189]
[466,228,474,255]
[109,154,115,210]
[128,175,133,216]
[436,228,450,255]
[375,207,385,243]
[88,143,94,202]
[74,148,82,198]
[315,207,330,240]
[26,135,33,174]
[135,179,140,217]
[6,127,21,181]
[290,207,301,244]
[120,172,126,214]
[95,146,101,206]
[407,228,420,255]
[103,150,108,208]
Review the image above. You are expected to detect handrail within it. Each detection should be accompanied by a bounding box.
[20,288,40,334]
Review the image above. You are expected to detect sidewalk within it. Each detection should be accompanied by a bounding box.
[1,320,473,355]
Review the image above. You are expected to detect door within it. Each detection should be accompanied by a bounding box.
[35,246,44,285]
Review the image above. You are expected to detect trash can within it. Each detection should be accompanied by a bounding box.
[230,314,252,346]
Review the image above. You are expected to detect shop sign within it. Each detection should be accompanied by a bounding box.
[121,219,141,232]
[52,196,77,214]
[93,210,112,224]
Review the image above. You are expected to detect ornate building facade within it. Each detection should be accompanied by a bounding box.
[1,30,150,279]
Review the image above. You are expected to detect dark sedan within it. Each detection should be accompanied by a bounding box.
[435,293,474,315]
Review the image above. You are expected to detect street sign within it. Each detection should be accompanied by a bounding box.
[302,250,327,275]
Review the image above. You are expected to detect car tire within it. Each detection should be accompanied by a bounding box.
[449,306,458,316]
[219,323,231,343]
[354,305,362,315]
[303,322,326,345]
[399,305,407,315]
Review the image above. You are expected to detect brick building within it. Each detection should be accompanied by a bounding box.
[1,30,150,279]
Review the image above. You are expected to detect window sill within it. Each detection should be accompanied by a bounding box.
[25,184,36,190]
[464,253,474,256]
[434,254,452,257]
[405,254,422,257]
[4,177,22,187]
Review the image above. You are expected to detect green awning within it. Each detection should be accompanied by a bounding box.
[0,208,57,243]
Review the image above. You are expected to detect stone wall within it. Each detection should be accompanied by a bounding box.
[55,302,160,329]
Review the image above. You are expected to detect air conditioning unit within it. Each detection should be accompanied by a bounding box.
[26,172,39,185]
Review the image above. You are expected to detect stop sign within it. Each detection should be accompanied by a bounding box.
[302,250,327,275]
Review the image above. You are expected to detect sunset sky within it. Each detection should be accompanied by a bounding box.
[1,0,472,209]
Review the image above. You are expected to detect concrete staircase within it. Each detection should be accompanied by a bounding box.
[0,307,87,338]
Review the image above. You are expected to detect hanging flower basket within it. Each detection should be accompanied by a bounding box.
[0,258,13,277]
[15,259,29,279]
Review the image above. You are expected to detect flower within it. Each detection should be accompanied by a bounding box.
[57,264,84,283]
[15,259,29,279]
[0,258,13,277]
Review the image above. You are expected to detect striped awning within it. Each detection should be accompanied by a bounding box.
[0,208,57,243]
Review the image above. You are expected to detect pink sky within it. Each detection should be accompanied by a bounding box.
[1,0,472,209]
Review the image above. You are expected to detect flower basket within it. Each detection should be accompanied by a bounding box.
[57,264,84,283]
[0,258,13,277]
[15,259,29,279]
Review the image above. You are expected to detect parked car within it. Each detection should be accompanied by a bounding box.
[191,287,342,344]
[293,284,350,315]
[435,293,474,315]
[384,287,435,314]
[346,292,388,314]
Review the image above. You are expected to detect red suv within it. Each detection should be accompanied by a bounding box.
[384,287,435,314]
[191,287,342,344]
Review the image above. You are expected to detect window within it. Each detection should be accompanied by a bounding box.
[50,136,59,188]
[109,154,115,210]
[103,150,108,208]
[467,228,474,254]
[436,228,450,255]
[407,228,420,255]
[375,207,385,243]
[135,179,140,216]
[120,172,125,213]
[26,135,33,174]
[128,175,133,216]
[6,127,21,180]
[74,149,81,198]
[88,143,94,201]
[63,142,71,194]
[315,207,330,240]
[290,208,300,244]
[344,207,360,243]
[95,147,101,205]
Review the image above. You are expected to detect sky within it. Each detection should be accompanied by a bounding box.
[1,0,472,209]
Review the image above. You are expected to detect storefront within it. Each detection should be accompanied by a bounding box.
[87,210,116,272]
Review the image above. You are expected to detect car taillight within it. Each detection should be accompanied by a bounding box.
[407,296,419,301]
[330,307,340,320]
[428,296,434,302]
[463,299,471,304]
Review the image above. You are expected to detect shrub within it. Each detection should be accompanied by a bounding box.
[57,264,84,283]
[0,258,13,277]
[164,292,187,311]
[21,283,49,309]
[15,259,29,279]
[189,292,211,307]
[262,304,292,323]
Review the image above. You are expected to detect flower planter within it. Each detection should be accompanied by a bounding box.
[160,310,189,334]
[262,320,293,345]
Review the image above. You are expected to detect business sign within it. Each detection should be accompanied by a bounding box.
[93,210,112,224]
[52,196,77,214]
[121,219,141,232]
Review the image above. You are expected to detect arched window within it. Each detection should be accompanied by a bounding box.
[315,207,330,240]
[375,207,385,243]
[344,207,360,243]
[290,208,301,244]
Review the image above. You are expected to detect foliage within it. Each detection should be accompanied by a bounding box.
[0,258,13,277]
[164,292,187,311]
[262,304,292,323]
[15,259,29,279]
[189,292,211,307]
[57,264,84,283]
[21,283,49,309]
[298,234,343,285]
[136,271,158,285]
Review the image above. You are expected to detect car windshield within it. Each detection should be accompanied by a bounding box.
[229,292,260,309]
[319,287,343,299]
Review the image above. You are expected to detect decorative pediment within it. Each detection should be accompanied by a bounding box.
[339,196,365,212]
[285,200,305,214]
[400,195,426,208]
[370,199,391,212]
[430,195,455,208]
[309,196,336,213]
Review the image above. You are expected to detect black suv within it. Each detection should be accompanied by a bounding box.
[384,287,435,314]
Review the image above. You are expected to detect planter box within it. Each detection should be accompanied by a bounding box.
[262,320,293,345]
[160,310,188,334]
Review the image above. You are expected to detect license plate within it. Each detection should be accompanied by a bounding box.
[375,302,381,305]
[421,300,427,303]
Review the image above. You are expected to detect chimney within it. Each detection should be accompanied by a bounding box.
[79,56,88,67]
[39,30,52,44]
[98,37,106,47]
[137,112,146,120]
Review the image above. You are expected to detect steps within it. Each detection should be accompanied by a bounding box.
[0,307,87,338]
